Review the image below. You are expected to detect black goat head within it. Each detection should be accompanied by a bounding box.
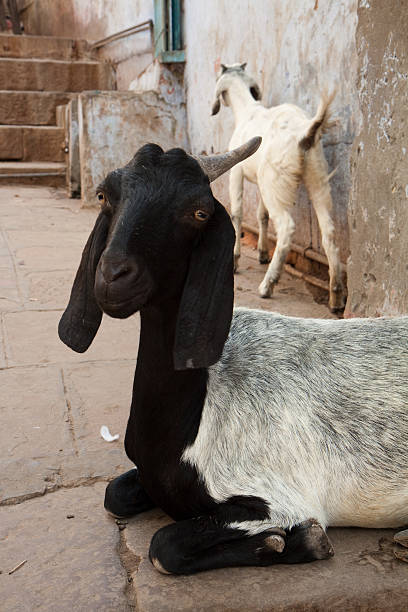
[59,138,261,368]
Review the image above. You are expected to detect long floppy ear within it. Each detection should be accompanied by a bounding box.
[250,82,262,100]
[211,95,221,115]
[174,201,235,370]
[58,212,109,353]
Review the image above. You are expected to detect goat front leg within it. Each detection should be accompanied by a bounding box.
[257,198,270,264]
[149,512,333,575]
[258,206,295,298]
[104,468,155,519]
[229,164,244,273]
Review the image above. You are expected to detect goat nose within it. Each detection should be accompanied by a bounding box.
[101,258,130,283]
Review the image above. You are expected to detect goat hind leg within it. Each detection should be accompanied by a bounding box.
[229,165,244,273]
[257,199,270,264]
[258,207,295,298]
[304,156,345,312]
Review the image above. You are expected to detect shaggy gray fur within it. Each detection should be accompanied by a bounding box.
[183,308,408,532]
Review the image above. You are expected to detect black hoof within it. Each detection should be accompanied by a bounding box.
[104,469,155,518]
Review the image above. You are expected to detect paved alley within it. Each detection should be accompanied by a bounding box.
[1,186,407,611]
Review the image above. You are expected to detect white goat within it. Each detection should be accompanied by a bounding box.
[212,63,344,312]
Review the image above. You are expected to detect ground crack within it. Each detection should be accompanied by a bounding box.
[0,476,111,507]
[116,522,142,611]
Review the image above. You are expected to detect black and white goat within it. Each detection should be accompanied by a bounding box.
[59,139,408,575]
[212,63,344,312]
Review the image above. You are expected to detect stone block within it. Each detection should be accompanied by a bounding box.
[23,126,65,162]
[0,58,115,92]
[78,91,188,206]
[3,309,139,367]
[124,509,408,611]
[0,484,129,611]
[0,91,73,126]
[0,33,93,60]
[0,126,22,160]
[0,365,72,503]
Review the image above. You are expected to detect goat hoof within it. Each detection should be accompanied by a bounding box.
[234,255,240,274]
[329,288,346,313]
[104,469,155,518]
[394,528,408,548]
[295,519,334,560]
[259,250,271,264]
[259,281,274,298]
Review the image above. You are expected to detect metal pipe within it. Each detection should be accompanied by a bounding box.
[283,264,329,292]
[90,20,153,51]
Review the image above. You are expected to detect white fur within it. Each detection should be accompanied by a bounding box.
[183,308,408,532]
[213,64,344,311]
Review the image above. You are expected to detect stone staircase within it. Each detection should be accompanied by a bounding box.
[0,33,115,187]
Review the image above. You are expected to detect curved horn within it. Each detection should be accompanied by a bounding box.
[195,136,262,182]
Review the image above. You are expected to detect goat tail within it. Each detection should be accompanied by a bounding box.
[298,89,337,152]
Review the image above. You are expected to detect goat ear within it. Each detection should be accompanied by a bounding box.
[240,62,247,70]
[250,83,261,101]
[58,212,109,353]
[221,63,228,74]
[211,96,221,115]
[174,200,235,370]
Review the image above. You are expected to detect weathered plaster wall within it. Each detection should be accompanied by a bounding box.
[78,86,188,206]
[184,0,358,262]
[20,0,154,89]
[346,0,408,317]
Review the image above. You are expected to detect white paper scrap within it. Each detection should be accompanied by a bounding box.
[100,425,119,442]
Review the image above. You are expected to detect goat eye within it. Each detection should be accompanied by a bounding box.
[194,210,209,222]
[97,192,106,205]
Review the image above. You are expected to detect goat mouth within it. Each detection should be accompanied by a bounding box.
[99,295,146,318]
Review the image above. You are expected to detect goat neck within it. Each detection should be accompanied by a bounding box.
[124,298,209,517]
[225,78,258,123]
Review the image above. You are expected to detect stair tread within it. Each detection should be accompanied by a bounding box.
[0,57,105,65]
[0,161,65,171]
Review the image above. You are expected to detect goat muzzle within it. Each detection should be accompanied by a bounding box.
[94,253,153,318]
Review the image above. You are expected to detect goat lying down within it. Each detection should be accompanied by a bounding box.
[59,139,408,575]
[212,63,344,312]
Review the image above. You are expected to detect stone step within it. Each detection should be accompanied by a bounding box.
[0,91,74,126]
[0,161,66,186]
[0,126,65,161]
[0,33,93,61]
[0,57,115,92]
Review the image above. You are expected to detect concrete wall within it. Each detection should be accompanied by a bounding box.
[346,0,408,317]
[20,0,154,89]
[184,0,359,262]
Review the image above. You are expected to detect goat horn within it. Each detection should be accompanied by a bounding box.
[195,136,262,182]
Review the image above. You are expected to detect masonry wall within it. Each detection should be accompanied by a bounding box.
[346,0,408,317]
[19,0,154,89]
[184,0,359,263]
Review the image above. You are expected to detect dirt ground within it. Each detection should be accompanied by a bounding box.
[1,186,407,611]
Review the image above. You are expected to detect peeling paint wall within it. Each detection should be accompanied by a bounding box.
[184,0,358,262]
[20,0,154,89]
[346,0,408,316]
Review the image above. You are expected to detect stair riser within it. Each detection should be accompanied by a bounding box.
[0,59,115,92]
[0,92,74,125]
[0,34,93,60]
[0,174,65,187]
[0,127,65,161]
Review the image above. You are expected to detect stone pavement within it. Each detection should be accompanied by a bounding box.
[0,186,407,611]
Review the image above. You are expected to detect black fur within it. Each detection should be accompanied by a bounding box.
[60,143,330,574]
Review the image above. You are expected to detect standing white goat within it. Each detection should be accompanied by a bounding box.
[212,63,344,312]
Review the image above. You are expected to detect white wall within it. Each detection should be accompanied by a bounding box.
[21,0,154,89]
[184,0,359,260]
